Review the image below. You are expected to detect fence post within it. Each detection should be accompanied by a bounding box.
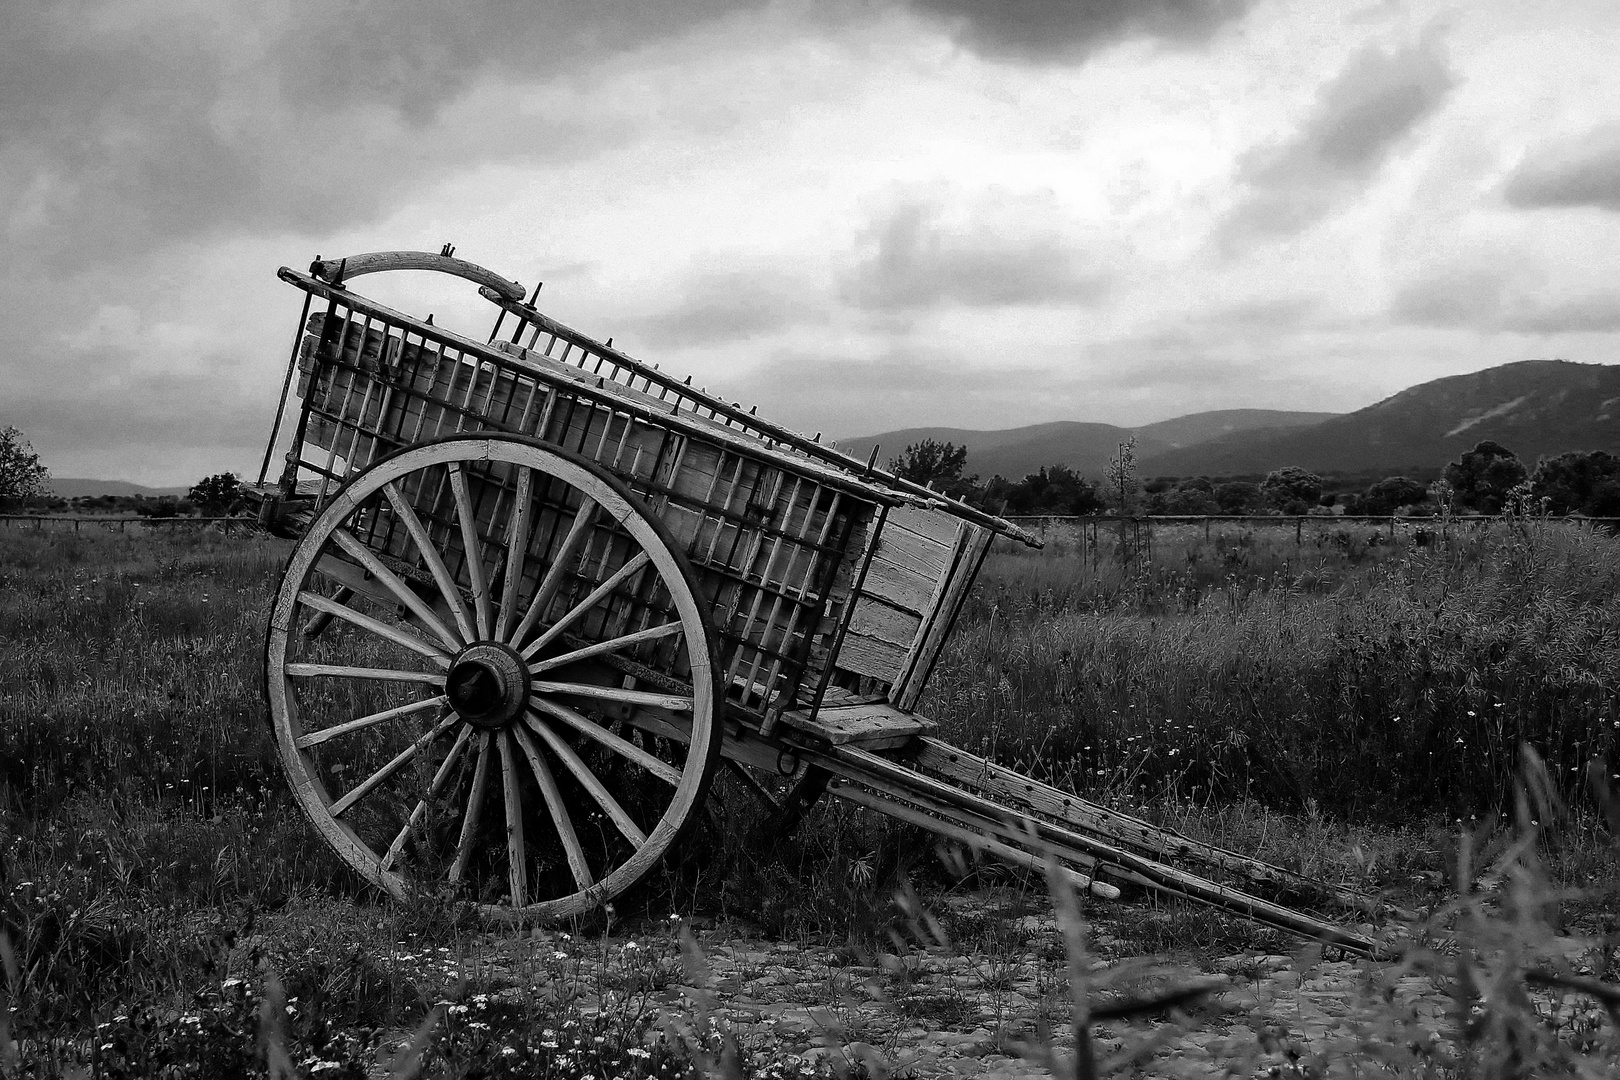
[1295,517,1302,545]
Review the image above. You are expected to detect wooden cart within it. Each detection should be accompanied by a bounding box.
[254,250,1388,956]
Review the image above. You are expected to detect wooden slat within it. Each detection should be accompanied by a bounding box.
[776,700,934,749]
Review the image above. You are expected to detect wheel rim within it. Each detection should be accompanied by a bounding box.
[266,435,720,919]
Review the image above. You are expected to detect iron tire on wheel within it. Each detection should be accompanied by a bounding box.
[265,434,721,921]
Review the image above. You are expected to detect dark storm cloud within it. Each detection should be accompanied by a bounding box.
[0,1,760,267]
[905,0,1253,64]
[841,200,1107,311]
[1217,33,1455,251]
[1502,128,1620,212]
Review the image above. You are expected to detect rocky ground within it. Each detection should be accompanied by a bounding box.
[363,888,1615,1078]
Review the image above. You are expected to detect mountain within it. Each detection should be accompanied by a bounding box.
[49,478,191,498]
[1132,409,1337,449]
[836,422,1162,480]
[840,410,1338,480]
[1139,360,1620,478]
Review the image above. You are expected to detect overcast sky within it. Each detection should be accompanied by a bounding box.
[5,0,1620,485]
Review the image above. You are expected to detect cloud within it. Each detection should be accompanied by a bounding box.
[841,196,1107,311]
[1217,33,1455,251]
[1502,127,1620,212]
[1390,263,1620,334]
[0,2,760,267]
[905,0,1253,64]
[1502,295,1620,335]
[1389,267,1513,328]
[624,269,811,349]
[726,351,1061,438]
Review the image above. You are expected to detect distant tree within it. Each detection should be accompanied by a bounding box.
[888,440,967,488]
[188,472,245,516]
[136,497,187,519]
[1260,466,1323,514]
[1104,437,1138,514]
[1362,476,1429,515]
[0,426,51,510]
[1529,451,1620,516]
[1001,465,1104,516]
[1444,440,1528,513]
[1214,481,1263,514]
[1158,487,1221,515]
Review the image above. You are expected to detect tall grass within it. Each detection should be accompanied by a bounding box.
[5,519,1620,1075]
[924,519,1620,815]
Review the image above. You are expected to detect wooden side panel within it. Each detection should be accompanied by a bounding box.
[832,503,961,687]
[891,522,991,711]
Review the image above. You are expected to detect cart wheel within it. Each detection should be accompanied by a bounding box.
[265,434,721,920]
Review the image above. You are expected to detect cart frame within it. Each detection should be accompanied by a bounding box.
[253,250,1390,957]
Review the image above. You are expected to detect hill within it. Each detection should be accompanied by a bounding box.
[1132,409,1336,449]
[48,478,191,498]
[1139,360,1620,478]
[840,410,1337,480]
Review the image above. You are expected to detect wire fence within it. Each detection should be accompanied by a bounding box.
[996,513,1620,564]
[0,515,260,534]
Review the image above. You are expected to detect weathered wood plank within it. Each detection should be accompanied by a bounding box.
[857,555,944,613]
[892,523,990,711]
[883,503,962,547]
[844,596,921,650]
[777,700,934,748]
[908,738,1405,919]
[833,629,908,683]
[869,520,954,582]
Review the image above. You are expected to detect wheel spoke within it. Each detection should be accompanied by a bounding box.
[528,621,684,675]
[295,694,449,749]
[527,703,681,786]
[447,463,493,639]
[382,724,475,871]
[496,730,529,907]
[532,679,692,713]
[330,528,463,650]
[300,585,354,640]
[449,732,493,884]
[508,499,600,649]
[296,590,451,666]
[286,663,444,685]
[523,715,647,847]
[518,551,651,661]
[511,723,595,891]
[382,480,478,645]
[330,712,458,818]
[494,466,535,642]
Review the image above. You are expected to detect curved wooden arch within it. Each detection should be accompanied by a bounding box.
[310,251,526,302]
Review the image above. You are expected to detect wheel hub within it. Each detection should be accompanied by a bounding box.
[446,642,532,730]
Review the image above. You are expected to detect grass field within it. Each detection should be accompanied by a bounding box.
[3,518,1619,1076]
